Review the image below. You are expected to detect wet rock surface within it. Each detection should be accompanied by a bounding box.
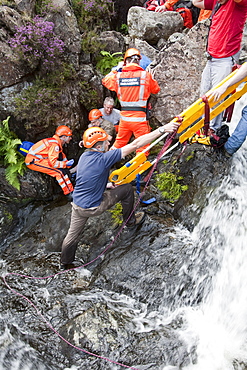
[0,143,231,369]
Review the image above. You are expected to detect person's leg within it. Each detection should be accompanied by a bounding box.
[132,121,151,154]
[210,57,234,131]
[224,105,247,155]
[88,184,136,226]
[27,160,73,195]
[200,60,212,96]
[113,120,133,149]
[61,203,88,264]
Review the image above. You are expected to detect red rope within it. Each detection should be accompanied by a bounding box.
[201,95,210,136]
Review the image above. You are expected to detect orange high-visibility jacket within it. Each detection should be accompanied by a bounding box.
[25,134,68,168]
[102,63,160,124]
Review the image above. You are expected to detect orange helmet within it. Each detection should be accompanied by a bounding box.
[124,48,142,62]
[55,125,72,137]
[83,127,108,148]
[88,109,103,121]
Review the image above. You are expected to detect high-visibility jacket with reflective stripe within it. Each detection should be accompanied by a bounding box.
[102,63,160,123]
[25,134,68,168]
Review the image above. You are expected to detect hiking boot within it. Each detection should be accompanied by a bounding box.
[60,260,83,270]
[223,148,232,158]
[126,211,146,231]
[135,211,146,226]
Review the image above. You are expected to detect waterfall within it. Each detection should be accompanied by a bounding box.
[178,95,247,370]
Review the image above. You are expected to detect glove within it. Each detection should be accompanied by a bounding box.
[66,159,74,167]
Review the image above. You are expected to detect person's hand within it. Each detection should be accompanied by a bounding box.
[164,122,180,133]
[155,4,166,12]
[66,159,74,167]
[106,182,116,189]
[116,61,124,71]
[207,85,227,102]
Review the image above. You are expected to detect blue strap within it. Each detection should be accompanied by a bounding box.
[136,174,156,204]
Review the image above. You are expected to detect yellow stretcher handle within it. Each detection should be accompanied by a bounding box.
[177,66,247,142]
[109,152,147,183]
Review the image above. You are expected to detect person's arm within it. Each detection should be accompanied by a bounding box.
[209,63,247,101]
[121,121,180,157]
[48,144,68,168]
[163,0,180,10]
[155,4,167,11]
[192,0,205,9]
[102,71,118,92]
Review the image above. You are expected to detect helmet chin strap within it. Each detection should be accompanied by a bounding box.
[91,141,106,153]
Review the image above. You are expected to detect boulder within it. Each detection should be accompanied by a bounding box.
[150,21,209,125]
[127,6,184,45]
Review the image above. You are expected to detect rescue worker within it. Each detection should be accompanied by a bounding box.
[25,125,74,199]
[60,121,179,269]
[88,109,115,142]
[102,48,160,156]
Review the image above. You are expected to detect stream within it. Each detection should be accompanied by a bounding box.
[1,98,247,369]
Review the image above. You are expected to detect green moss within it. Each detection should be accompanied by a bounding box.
[108,203,123,225]
[155,171,188,203]
[4,210,13,222]
[186,151,195,161]
[13,64,75,129]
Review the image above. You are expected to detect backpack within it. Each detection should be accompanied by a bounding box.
[188,125,230,148]
[17,141,34,156]
[210,125,230,148]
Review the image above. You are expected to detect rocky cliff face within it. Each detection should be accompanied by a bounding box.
[0,1,246,207]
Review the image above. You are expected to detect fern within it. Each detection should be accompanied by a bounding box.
[96,51,123,75]
[0,116,25,190]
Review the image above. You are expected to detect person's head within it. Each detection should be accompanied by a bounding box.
[103,97,114,115]
[88,109,103,126]
[55,125,73,145]
[82,127,109,152]
[124,48,142,65]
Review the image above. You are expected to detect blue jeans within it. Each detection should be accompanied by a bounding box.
[225,105,247,155]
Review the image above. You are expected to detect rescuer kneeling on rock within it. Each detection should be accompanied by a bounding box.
[25,125,74,200]
[60,122,179,270]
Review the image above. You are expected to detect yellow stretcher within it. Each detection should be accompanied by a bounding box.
[109,65,247,185]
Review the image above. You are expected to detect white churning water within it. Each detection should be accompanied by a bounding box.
[180,94,247,370]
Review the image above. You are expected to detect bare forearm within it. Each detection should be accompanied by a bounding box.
[192,0,205,9]
[121,122,179,157]
[209,63,247,101]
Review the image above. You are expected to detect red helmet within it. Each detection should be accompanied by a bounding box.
[124,48,141,62]
[88,109,103,121]
[55,125,72,137]
[83,127,108,148]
